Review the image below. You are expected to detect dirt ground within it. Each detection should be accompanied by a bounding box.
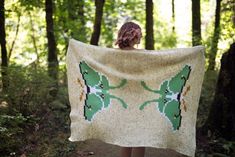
[71,139,188,157]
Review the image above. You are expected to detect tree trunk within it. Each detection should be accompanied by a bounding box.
[45,0,58,80]
[202,43,235,140]
[0,0,9,92]
[208,0,221,70]
[192,0,202,46]
[0,0,7,67]
[145,0,154,50]
[172,0,175,32]
[233,2,235,26]
[8,13,21,62]
[90,0,105,45]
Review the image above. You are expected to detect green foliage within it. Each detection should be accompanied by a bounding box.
[155,22,177,49]
[202,0,235,70]
[197,70,219,128]
[0,113,28,156]
[201,20,214,69]
[54,0,93,62]
[220,0,235,43]
[2,64,53,115]
[100,1,119,47]
[153,0,177,49]
[103,0,145,48]
[0,64,55,156]
[0,63,76,156]
[5,0,47,66]
[35,134,76,157]
[1,0,235,156]
[196,138,235,157]
[19,0,43,10]
[118,0,145,23]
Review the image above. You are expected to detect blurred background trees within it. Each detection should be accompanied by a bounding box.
[0,0,235,156]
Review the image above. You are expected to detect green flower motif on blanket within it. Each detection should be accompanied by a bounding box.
[139,65,191,130]
[79,61,127,121]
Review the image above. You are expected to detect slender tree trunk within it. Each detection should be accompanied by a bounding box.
[233,2,235,26]
[201,43,235,140]
[0,0,9,92]
[208,0,221,70]
[0,0,7,67]
[8,13,21,62]
[45,0,58,80]
[28,11,39,66]
[90,0,105,45]
[172,0,175,32]
[192,0,202,46]
[145,0,154,50]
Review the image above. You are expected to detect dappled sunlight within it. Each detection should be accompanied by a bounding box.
[1,0,234,156]
[0,101,8,108]
[175,0,191,47]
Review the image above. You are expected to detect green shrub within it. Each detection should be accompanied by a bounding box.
[0,113,27,155]
[0,64,57,156]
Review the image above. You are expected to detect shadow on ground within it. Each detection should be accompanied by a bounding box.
[70,139,187,157]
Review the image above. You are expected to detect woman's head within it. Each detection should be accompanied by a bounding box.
[115,22,142,49]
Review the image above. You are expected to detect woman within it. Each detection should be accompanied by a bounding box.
[115,21,145,157]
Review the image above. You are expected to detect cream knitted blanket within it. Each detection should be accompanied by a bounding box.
[66,39,205,157]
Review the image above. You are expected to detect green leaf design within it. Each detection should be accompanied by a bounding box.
[79,61,127,121]
[139,65,191,130]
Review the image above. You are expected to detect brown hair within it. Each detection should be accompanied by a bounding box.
[115,22,142,49]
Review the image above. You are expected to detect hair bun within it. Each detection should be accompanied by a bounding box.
[115,22,142,49]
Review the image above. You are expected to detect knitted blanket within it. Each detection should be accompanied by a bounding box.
[66,39,205,157]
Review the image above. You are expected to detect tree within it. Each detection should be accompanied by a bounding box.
[208,0,222,70]
[145,0,154,50]
[90,0,105,45]
[201,43,235,140]
[0,0,9,92]
[101,0,118,47]
[45,0,58,82]
[67,0,86,41]
[8,12,21,62]
[192,0,202,46]
[172,0,175,32]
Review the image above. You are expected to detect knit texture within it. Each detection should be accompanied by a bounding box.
[66,39,205,157]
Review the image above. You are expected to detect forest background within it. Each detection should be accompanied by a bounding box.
[0,0,235,156]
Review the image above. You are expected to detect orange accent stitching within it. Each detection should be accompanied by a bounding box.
[77,78,84,88]
[77,78,85,101]
[183,85,190,96]
[182,99,187,112]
